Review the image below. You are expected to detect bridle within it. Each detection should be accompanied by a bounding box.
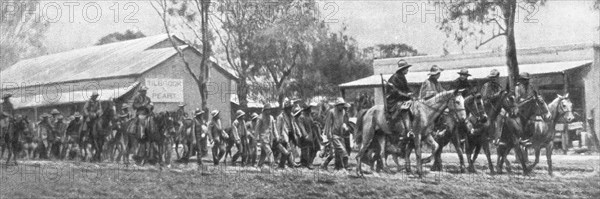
[553,97,573,124]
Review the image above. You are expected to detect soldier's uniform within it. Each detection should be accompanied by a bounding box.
[83,92,102,134]
[62,112,84,159]
[295,105,316,169]
[131,87,151,138]
[515,72,537,103]
[255,104,277,167]
[247,113,260,166]
[38,114,53,158]
[419,65,445,100]
[0,94,14,138]
[321,98,350,170]
[231,110,248,166]
[453,69,474,97]
[385,60,414,137]
[480,69,503,102]
[275,101,298,168]
[192,109,207,165]
[208,110,226,165]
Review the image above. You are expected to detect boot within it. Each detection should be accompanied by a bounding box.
[342,156,349,171]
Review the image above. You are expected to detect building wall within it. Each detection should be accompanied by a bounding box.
[141,48,235,127]
[585,47,600,140]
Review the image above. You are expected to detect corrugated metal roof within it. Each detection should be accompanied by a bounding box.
[340,60,592,88]
[1,34,238,86]
[11,82,139,108]
[1,34,176,85]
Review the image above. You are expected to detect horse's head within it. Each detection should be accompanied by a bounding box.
[448,89,467,122]
[465,93,488,123]
[502,92,519,117]
[555,94,575,123]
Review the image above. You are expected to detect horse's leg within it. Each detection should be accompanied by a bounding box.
[513,137,528,175]
[376,135,387,173]
[465,141,476,173]
[355,119,375,177]
[546,141,554,176]
[422,134,438,164]
[414,130,423,177]
[482,142,495,174]
[526,146,541,174]
[496,145,505,174]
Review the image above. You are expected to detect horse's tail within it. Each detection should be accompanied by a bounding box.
[354,109,368,145]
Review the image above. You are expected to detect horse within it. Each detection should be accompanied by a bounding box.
[521,94,574,175]
[137,111,175,166]
[354,89,467,177]
[462,90,516,173]
[3,116,29,165]
[495,93,530,175]
[90,100,117,162]
[431,93,488,173]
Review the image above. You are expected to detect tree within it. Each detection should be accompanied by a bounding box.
[438,0,543,90]
[0,0,49,70]
[152,0,212,113]
[96,30,146,45]
[251,1,322,106]
[211,0,284,108]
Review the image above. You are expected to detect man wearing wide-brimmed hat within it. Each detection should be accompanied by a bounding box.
[419,65,446,100]
[190,108,207,165]
[321,97,351,171]
[176,102,187,121]
[480,69,504,101]
[385,60,414,123]
[231,110,249,166]
[247,112,260,166]
[296,104,318,169]
[453,69,474,97]
[83,91,102,138]
[274,99,299,169]
[62,112,84,160]
[131,86,152,138]
[515,72,537,103]
[37,113,53,159]
[207,110,227,165]
[0,94,14,132]
[255,103,278,168]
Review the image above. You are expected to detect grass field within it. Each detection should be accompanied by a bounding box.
[1,152,599,198]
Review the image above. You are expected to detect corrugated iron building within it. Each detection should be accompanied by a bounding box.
[0,34,239,127]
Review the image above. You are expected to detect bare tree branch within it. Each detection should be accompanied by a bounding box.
[475,32,506,49]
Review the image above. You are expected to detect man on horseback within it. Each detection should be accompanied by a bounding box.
[385,59,414,138]
[481,69,503,102]
[131,86,152,138]
[515,72,539,146]
[1,94,14,138]
[419,65,447,134]
[453,69,474,97]
[83,92,102,137]
[321,98,351,171]
[419,65,446,100]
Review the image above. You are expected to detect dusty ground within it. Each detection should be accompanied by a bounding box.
[0,151,599,198]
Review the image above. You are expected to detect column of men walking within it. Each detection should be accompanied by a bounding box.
[0,88,354,171]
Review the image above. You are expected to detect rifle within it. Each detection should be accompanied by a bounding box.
[380,74,387,112]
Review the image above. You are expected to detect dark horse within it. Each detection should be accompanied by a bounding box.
[2,116,29,165]
[431,93,488,173]
[137,111,175,166]
[496,93,532,175]
[90,100,117,162]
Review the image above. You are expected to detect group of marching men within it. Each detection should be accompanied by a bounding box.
[0,85,355,170]
[176,97,353,170]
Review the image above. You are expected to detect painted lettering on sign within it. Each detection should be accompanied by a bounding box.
[145,78,183,102]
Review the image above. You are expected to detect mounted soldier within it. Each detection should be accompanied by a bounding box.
[384,59,414,138]
[83,92,102,136]
[453,69,474,97]
[176,103,187,121]
[420,65,447,133]
[480,69,503,103]
[419,65,446,100]
[515,72,538,103]
[131,86,152,138]
[1,94,15,139]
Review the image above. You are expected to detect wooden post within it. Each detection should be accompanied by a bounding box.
[562,72,569,154]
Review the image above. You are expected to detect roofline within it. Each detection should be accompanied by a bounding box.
[1,74,139,91]
[183,46,239,81]
[374,43,595,65]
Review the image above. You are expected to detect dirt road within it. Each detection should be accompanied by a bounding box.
[0,153,598,198]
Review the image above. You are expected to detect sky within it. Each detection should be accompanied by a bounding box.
[39,0,599,55]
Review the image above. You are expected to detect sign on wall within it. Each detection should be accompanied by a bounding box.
[145,78,184,102]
